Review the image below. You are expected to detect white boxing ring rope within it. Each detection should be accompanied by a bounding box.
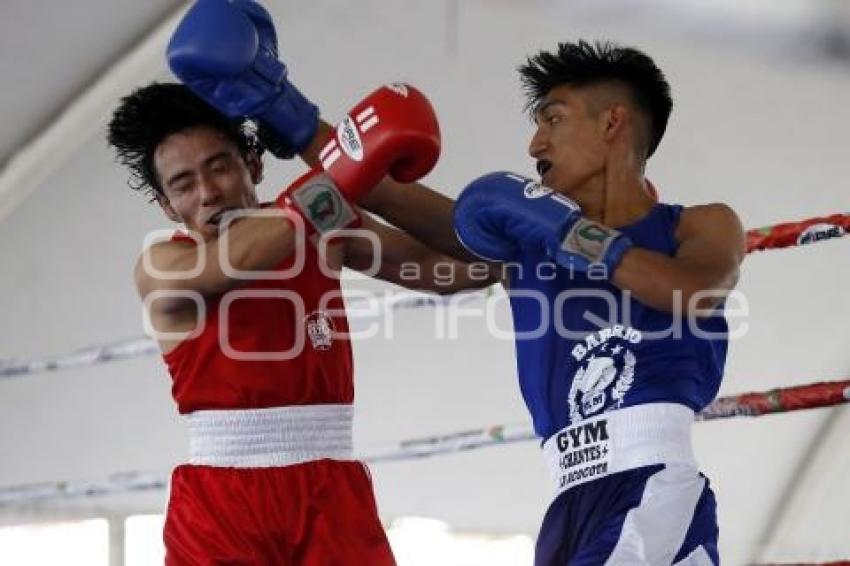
[0,379,848,506]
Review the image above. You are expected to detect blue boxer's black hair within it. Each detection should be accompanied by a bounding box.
[107,82,261,198]
[519,40,673,158]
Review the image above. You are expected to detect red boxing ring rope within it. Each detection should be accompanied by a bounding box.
[745,213,848,253]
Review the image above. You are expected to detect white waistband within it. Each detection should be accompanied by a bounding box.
[184,404,353,468]
[542,403,697,496]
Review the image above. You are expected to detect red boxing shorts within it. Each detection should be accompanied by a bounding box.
[164,460,394,565]
[163,405,395,565]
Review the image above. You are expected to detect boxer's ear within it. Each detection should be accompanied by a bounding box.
[246,150,264,185]
[154,191,181,223]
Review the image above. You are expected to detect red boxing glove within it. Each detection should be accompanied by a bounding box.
[276,83,440,236]
[276,167,360,236]
[318,83,441,198]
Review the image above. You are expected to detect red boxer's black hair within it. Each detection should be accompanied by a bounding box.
[107,82,262,198]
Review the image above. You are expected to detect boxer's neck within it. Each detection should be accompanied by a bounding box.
[570,167,654,228]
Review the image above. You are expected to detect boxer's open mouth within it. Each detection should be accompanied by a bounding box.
[536,159,552,178]
[207,207,238,227]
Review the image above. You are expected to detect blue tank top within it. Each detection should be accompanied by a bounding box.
[508,203,728,439]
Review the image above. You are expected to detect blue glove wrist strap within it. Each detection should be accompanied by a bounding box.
[553,218,633,277]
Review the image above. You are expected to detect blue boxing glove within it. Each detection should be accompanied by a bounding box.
[167,0,318,157]
[453,172,633,275]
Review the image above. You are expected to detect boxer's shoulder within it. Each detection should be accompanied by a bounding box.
[675,203,741,243]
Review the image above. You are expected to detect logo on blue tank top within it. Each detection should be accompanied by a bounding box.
[568,324,642,423]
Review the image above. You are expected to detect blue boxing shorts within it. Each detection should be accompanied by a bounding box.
[535,404,719,565]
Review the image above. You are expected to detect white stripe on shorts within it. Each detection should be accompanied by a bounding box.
[604,464,707,565]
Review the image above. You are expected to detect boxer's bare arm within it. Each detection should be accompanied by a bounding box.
[134,214,295,314]
[611,203,745,315]
[300,122,482,265]
[344,213,498,293]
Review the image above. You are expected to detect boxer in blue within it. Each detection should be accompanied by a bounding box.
[452,43,745,564]
[165,3,744,561]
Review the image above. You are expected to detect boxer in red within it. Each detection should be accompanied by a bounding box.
[107,80,486,564]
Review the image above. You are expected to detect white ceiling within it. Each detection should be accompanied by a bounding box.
[0,1,849,564]
[0,1,183,166]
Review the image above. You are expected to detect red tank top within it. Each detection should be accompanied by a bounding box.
[162,235,353,414]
